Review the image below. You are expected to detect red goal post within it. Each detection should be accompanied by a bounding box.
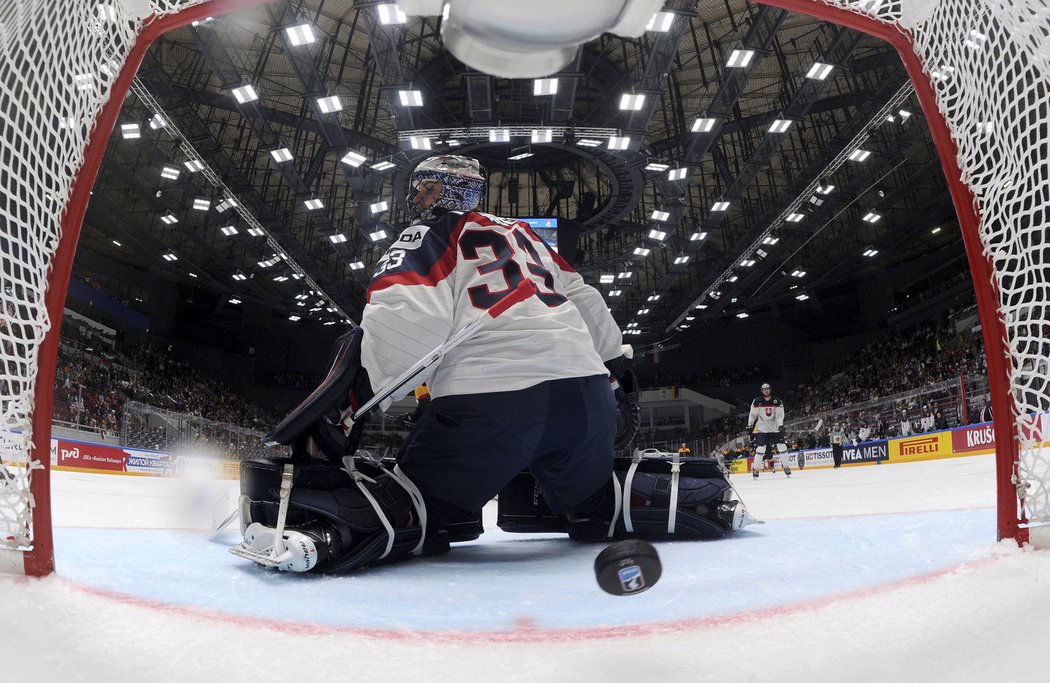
[0,0,268,577]
[756,0,1049,548]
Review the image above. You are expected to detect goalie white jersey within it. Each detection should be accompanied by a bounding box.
[359,210,622,399]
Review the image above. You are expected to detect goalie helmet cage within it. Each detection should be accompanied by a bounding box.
[0,0,1046,577]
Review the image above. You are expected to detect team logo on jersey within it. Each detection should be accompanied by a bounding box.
[394,224,430,250]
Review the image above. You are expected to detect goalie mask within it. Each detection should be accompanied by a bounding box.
[407,154,486,220]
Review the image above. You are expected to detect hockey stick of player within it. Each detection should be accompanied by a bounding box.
[348,278,537,422]
[208,508,240,541]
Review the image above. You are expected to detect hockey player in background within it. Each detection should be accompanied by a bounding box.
[233,155,752,574]
[747,382,791,478]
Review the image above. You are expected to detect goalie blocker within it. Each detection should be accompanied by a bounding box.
[233,453,754,574]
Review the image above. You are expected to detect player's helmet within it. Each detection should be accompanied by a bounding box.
[407,154,486,220]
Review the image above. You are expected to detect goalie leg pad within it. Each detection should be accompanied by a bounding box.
[500,458,744,541]
[238,459,422,573]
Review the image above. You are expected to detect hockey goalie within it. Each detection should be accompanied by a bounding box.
[231,155,755,574]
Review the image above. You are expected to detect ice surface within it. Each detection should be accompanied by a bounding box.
[2,454,1049,682]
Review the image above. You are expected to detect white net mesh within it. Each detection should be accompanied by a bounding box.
[818,0,1050,534]
[0,1,205,567]
[1,0,1049,568]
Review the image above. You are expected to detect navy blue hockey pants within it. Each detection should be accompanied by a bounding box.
[396,374,616,526]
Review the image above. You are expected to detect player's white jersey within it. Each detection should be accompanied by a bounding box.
[359,210,621,399]
[748,396,785,433]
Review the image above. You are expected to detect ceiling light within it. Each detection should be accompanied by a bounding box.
[786,213,804,223]
[190,16,213,27]
[120,123,140,139]
[609,289,622,297]
[284,23,315,46]
[576,138,602,147]
[216,197,238,212]
[508,151,533,160]
[231,84,258,104]
[160,214,178,225]
[608,136,630,150]
[304,198,324,210]
[220,225,238,236]
[192,198,210,211]
[768,119,793,133]
[162,252,177,262]
[726,49,755,68]
[371,160,395,171]
[369,229,388,241]
[796,292,809,301]
[228,297,241,304]
[633,247,650,257]
[806,62,834,80]
[600,274,615,284]
[619,93,645,111]
[317,95,342,114]
[651,210,670,221]
[648,229,667,241]
[646,11,674,31]
[862,212,882,223]
[692,117,717,133]
[530,128,553,143]
[736,311,749,319]
[370,201,389,214]
[740,259,755,267]
[618,271,633,279]
[849,149,871,162]
[931,226,942,234]
[247,227,264,237]
[899,109,912,120]
[534,78,558,96]
[409,135,432,150]
[232,273,247,281]
[711,201,730,211]
[790,269,806,277]
[690,231,708,241]
[696,303,708,309]
[816,182,835,194]
[674,256,690,265]
[376,4,407,24]
[270,147,293,163]
[184,159,204,172]
[148,114,167,130]
[489,128,510,142]
[273,275,289,282]
[645,162,670,172]
[348,261,365,270]
[288,315,301,321]
[74,73,93,91]
[863,247,879,257]
[638,308,650,315]
[762,235,780,245]
[160,166,180,180]
[187,272,198,278]
[727,275,739,282]
[398,90,423,106]
[668,167,688,181]
[341,150,367,167]
[112,240,122,247]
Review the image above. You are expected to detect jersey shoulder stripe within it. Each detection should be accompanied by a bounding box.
[366,212,467,301]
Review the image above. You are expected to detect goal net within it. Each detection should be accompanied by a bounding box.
[1,0,1047,576]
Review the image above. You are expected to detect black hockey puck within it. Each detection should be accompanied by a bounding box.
[594,539,662,596]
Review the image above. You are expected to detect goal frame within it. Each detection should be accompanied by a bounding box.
[759,0,1022,544]
[8,0,1033,577]
[15,0,270,577]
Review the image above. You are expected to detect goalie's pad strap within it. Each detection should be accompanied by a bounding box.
[608,471,622,539]
[341,456,396,560]
[391,464,427,555]
[668,458,680,535]
[622,452,642,534]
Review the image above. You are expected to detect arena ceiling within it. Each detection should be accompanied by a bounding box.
[79,0,965,345]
